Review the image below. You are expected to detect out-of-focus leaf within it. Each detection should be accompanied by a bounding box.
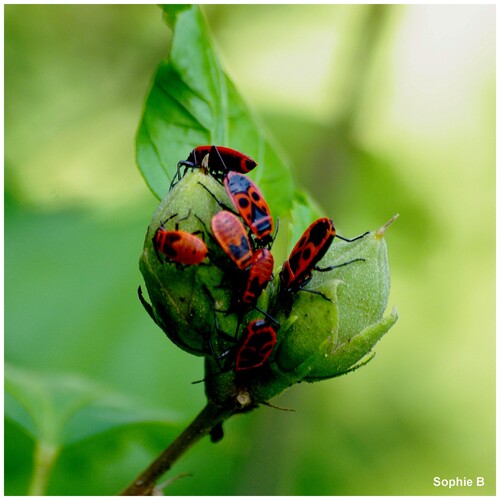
[5,363,182,446]
[161,4,191,26]
[136,5,294,216]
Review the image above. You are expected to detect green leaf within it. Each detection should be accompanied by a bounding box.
[5,363,182,447]
[160,5,191,27]
[136,5,294,216]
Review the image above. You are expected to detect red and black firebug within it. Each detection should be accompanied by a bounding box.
[235,319,277,372]
[241,248,274,306]
[173,145,257,186]
[224,171,274,245]
[153,213,208,266]
[211,210,253,271]
[280,217,367,298]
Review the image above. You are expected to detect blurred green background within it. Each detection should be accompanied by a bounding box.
[5,4,495,495]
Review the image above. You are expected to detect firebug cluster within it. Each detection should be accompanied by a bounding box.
[147,145,368,374]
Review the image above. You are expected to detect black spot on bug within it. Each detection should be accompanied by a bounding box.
[169,233,182,243]
[251,191,261,202]
[288,251,302,271]
[238,197,250,209]
[297,235,307,248]
[164,247,178,258]
[307,221,331,245]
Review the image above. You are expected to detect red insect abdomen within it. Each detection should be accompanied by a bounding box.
[242,248,274,305]
[211,211,253,271]
[235,319,277,371]
[154,229,208,265]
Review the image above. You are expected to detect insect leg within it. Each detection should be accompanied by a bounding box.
[254,305,280,328]
[197,182,236,214]
[314,258,365,273]
[336,231,370,243]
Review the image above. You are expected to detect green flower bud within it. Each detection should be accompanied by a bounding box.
[274,215,399,382]
[139,170,241,357]
[204,216,398,408]
[270,281,340,379]
[139,169,398,409]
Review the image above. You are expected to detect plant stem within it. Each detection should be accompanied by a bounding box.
[119,401,237,496]
[28,441,60,496]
